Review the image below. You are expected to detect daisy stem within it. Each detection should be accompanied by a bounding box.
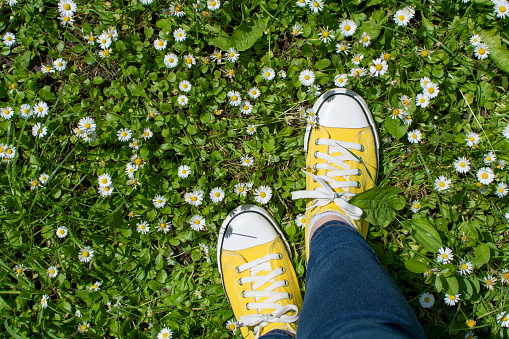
[458,88,495,151]
[414,145,432,184]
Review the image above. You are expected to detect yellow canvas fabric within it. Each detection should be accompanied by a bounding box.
[304,125,378,260]
[221,235,302,338]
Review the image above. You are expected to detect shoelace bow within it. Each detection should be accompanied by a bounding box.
[291,138,364,220]
[235,253,299,338]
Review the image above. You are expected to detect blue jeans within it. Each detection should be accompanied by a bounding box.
[260,221,426,339]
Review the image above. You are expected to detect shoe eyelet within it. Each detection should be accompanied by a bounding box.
[356,181,361,188]
[357,169,361,176]
[287,293,292,300]
[281,267,286,273]
[313,164,317,170]
[246,303,250,310]
[315,138,320,145]
[314,151,319,159]
[238,278,243,286]
[235,266,241,273]
[278,253,283,260]
[359,145,364,152]
[283,280,289,287]
[241,291,246,298]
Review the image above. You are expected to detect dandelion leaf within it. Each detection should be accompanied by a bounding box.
[231,18,267,52]
[350,186,405,227]
[480,29,509,75]
[473,243,490,266]
[403,217,442,253]
[384,114,409,140]
[404,259,428,273]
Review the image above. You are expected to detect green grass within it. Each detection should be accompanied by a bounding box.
[1,0,509,337]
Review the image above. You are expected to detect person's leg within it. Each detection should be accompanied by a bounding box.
[297,219,426,339]
[291,89,425,338]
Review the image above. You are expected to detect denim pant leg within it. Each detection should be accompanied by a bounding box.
[259,329,295,339]
[297,221,426,339]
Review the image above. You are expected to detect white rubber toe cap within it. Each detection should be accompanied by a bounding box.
[220,207,278,252]
[313,88,371,128]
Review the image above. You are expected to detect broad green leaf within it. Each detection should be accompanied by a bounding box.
[444,276,459,295]
[404,217,442,252]
[385,114,409,140]
[127,83,147,98]
[404,259,428,273]
[350,187,405,227]
[480,29,509,74]
[231,18,267,52]
[473,243,490,266]
[315,59,331,70]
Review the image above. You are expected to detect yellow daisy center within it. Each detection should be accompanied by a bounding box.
[169,58,174,63]
[260,192,266,198]
[265,72,271,77]
[424,297,430,303]
[16,268,23,274]
[64,17,70,22]
[133,158,143,165]
[412,134,417,139]
[231,95,237,101]
[191,196,198,201]
[186,58,192,64]
[419,98,425,103]
[158,41,164,46]
[502,273,509,280]
[322,31,329,37]
[442,253,448,258]
[461,264,468,269]
[392,109,400,116]
[63,3,71,10]
[398,14,405,21]
[428,87,434,93]
[421,50,429,57]
[175,5,181,11]
[103,50,110,56]
[375,64,383,71]
[80,325,88,331]
[478,48,485,55]
[216,53,221,59]
[305,75,310,80]
[500,6,506,12]
[59,229,65,234]
[211,1,217,5]
[49,269,56,274]
[362,36,369,42]
[6,36,12,41]
[82,251,89,257]
[449,295,456,300]
[481,173,488,179]
[194,220,200,225]
[413,203,419,209]
[466,319,476,327]
[344,25,350,31]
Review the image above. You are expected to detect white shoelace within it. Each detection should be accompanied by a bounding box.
[235,253,299,338]
[291,138,364,220]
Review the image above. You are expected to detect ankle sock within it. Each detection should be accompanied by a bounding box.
[308,212,355,240]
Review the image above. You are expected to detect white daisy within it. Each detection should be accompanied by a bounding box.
[351,53,364,65]
[436,247,454,264]
[225,47,239,62]
[154,39,167,50]
[98,49,112,58]
[296,0,307,7]
[239,101,253,115]
[317,27,334,44]
[77,322,90,333]
[423,82,440,99]
[299,70,315,86]
[41,295,49,308]
[152,195,167,208]
[209,187,225,203]
[296,213,306,228]
[246,124,257,135]
[184,190,204,206]
[339,19,357,37]
[117,128,132,142]
[33,101,49,118]
[254,186,272,204]
[484,151,496,164]
[494,1,509,18]
[97,33,112,50]
[78,247,94,263]
[334,74,349,87]
[210,50,223,64]
[89,281,101,291]
[78,117,96,132]
[484,275,497,290]
[47,266,59,278]
[164,53,179,68]
[465,132,480,147]
[369,58,388,77]
[39,173,49,184]
[129,139,140,150]
[470,34,482,46]
[178,165,191,178]
[307,0,324,13]
[234,183,250,197]
[59,15,75,26]
[53,58,67,71]
[141,127,153,140]
[434,176,451,191]
[279,70,287,78]
[58,0,76,14]
[97,173,112,187]
[189,215,206,231]
[157,220,171,233]
[418,292,435,308]
[415,94,430,108]
[495,182,509,197]
[477,167,495,185]
[359,32,371,47]
[19,104,33,119]
[0,107,13,120]
[207,0,220,10]
[458,260,473,275]
[393,9,411,26]
[240,155,254,167]
[158,327,173,339]
[56,226,68,238]
[498,312,509,327]
[32,123,47,138]
[444,293,460,306]
[261,67,276,80]
[335,42,351,55]
[474,43,490,60]
[179,80,192,92]
[291,23,303,36]
[248,87,261,99]
[173,28,187,42]
[98,185,114,197]
[3,32,16,46]
[454,157,471,173]
[410,200,421,213]
[177,95,188,106]
[136,220,150,234]
[228,90,242,106]
[183,54,196,68]
[407,129,422,144]
[125,163,138,178]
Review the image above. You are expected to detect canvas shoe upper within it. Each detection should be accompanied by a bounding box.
[292,88,379,261]
[217,205,302,338]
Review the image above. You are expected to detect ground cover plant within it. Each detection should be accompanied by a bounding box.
[1,0,509,337]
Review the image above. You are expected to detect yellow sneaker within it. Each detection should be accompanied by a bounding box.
[292,88,380,261]
[217,205,302,338]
